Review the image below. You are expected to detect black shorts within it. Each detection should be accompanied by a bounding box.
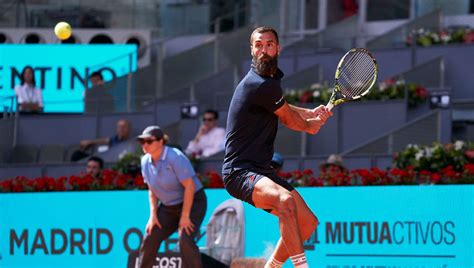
[223,169,294,208]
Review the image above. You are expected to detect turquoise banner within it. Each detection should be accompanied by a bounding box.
[0,186,473,267]
[0,45,137,113]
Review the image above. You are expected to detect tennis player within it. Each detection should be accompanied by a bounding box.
[222,26,332,268]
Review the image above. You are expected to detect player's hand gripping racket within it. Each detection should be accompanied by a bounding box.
[308,48,378,120]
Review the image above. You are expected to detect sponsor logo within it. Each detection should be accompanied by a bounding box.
[275,96,284,105]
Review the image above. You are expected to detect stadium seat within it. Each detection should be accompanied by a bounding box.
[163,122,181,145]
[38,144,65,163]
[65,144,93,162]
[0,144,10,163]
[10,145,39,163]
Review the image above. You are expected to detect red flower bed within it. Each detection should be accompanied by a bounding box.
[2,164,473,193]
[277,163,474,187]
[0,169,224,193]
[198,171,225,188]
[0,170,147,193]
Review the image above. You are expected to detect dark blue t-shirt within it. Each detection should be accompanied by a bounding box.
[109,135,125,147]
[222,67,286,176]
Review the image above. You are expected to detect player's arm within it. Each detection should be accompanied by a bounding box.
[289,104,337,121]
[275,103,331,135]
[176,152,198,236]
[256,81,331,134]
[179,178,195,220]
[148,189,159,216]
[287,104,318,120]
[145,189,162,234]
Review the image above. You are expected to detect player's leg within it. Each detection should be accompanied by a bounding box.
[252,176,308,267]
[267,190,318,267]
[224,170,310,267]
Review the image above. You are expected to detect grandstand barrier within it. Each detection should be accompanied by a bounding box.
[276,45,474,100]
[366,10,442,50]
[85,44,474,115]
[1,186,473,267]
[13,103,181,146]
[195,154,394,177]
[9,99,408,159]
[343,109,451,156]
[0,153,393,180]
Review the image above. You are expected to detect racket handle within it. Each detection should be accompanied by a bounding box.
[306,102,334,122]
[326,102,334,111]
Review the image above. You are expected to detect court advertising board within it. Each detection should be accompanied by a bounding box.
[0,44,137,113]
[0,185,472,267]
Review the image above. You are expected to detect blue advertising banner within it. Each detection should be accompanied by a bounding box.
[251,186,474,267]
[0,186,473,267]
[0,45,137,113]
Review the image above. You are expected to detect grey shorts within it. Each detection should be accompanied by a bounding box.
[223,169,294,209]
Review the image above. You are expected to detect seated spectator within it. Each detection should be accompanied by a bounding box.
[319,154,348,177]
[185,109,225,158]
[71,119,131,161]
[84,70,115,112]
[15,66,43,113]
[270,152,284,173]
[84,71,105,99]
[90,71,105,87]
[86,156,104,179]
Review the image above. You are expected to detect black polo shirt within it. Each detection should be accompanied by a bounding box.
[222,66,286,177]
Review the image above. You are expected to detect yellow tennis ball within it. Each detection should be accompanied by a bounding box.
[54,22,72,40]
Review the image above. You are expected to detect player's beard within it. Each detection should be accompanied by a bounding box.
[252,53,278,77]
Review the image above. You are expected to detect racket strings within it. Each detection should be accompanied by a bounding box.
[341,53,375,94]
[337,52,376,98]
[345,59,375,95]
[343,54,376,95]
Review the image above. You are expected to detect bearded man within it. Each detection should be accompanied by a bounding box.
[222,26,333,268]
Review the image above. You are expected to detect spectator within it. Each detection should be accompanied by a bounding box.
[84,71,115,112]
[270,152,284,173]
[15,66,43,113]
[185,109,225,158]
[86,156,104,179]
[319,154,348,177]
[84,71,105,99]
[90,71,105,87]
[342,0,358,18]
[70,119,131,161]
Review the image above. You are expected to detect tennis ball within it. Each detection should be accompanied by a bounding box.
[54,22,72,40]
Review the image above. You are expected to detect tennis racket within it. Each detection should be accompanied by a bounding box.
[309,48,378,120]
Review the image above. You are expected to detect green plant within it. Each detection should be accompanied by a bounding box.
[406,27,474,47]
[284,83,332,104]
[394,141,474,172]
[113,152,143,176]
[284,79,428,108]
